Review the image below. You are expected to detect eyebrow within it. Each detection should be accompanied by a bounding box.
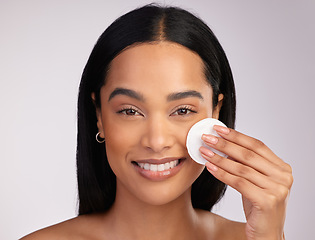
[108,88,145,102]
[108,88,203,102]
[167,90,204,101]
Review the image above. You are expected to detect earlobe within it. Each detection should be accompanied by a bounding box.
[212,94,224,120]
[96,120,105,139]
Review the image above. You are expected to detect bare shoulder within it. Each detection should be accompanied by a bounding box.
[196,209,247,240]
[20,213,105,240]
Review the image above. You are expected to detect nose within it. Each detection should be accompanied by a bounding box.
[140,116,175,153]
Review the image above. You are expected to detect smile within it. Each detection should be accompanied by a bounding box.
[132,158,186,181]
[136,159,180,172]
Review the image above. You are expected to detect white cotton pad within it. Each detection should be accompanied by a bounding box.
[186,118,228,165]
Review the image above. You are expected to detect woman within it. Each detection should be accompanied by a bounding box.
[21,4,292,240]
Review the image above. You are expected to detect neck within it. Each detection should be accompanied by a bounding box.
[105,180,200,240]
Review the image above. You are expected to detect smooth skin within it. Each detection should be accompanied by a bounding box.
[21,42,292,240]
[201,126,292,240]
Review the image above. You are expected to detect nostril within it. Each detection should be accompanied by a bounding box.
[140,121,176,152]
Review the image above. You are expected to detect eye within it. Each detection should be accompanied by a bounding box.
[172,106,196,116]
[117,107,143,116]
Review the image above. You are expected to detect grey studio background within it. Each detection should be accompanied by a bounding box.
[1,0,314,239]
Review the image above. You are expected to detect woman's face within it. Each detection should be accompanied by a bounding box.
[96,42,221,205]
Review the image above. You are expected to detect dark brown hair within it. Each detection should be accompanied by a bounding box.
[77,4,236,215]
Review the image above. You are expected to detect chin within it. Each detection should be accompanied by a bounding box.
[118,161,204,207]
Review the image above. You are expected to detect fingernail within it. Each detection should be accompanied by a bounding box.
[200,146,214,157]
[206,162,218,172]
[202,134,218,144]
[213,125,230,134]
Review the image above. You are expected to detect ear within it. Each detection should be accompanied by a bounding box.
[91,93,105,138]
[212,94,224,120]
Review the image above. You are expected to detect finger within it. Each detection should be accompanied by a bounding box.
[202,134,275,177]
[214,125,290,172]
[200,147,277,189]
[205,161,291,209]
[204,160,265,205]
[201,136,293,188]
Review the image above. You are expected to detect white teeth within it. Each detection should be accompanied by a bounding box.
[157,164,165,171]
[137,159,180,172]
[144,163,150,170]
[138,163,145,168]
[170,161,175,168]
[164,162,170,170]
[150,164,158,172]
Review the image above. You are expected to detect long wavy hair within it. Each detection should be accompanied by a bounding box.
[77,4,236,215]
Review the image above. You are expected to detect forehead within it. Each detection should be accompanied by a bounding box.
[104,42,212,96]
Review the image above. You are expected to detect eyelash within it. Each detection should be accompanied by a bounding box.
[116,105,197,117]
[172,106,197,116]
[117,106,143,116]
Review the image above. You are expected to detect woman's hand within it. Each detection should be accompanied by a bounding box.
[199,125,293,240]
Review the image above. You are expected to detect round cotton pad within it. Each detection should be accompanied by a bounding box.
[186,118,228,165]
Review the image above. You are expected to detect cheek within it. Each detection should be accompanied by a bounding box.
[172,121,206,177]
[102,117,140,169]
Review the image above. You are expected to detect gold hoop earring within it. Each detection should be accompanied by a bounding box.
[96,132,105,143]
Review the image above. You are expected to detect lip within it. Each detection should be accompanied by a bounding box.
[135,157,181,164]
[132,157,186,181]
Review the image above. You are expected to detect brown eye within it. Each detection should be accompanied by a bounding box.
[172,107,195,116]
[125,109,137,115]
[118,107,143,116]
[177,108,190,115]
